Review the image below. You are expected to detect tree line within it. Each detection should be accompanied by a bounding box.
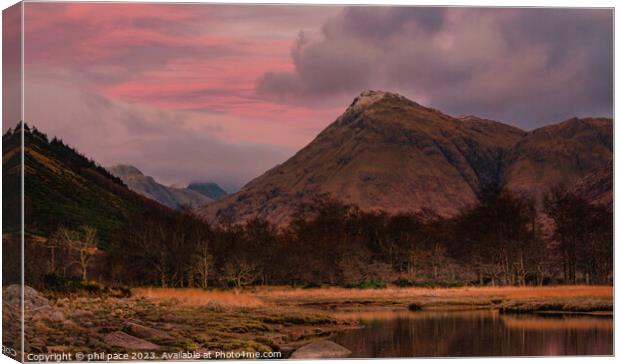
[26,186,612,290]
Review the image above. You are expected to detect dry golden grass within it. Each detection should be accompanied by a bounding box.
[501,316,613,330]
[132,288,264,308]
[131,286,611,313]
[332,309,499,321]
[254,285,612,301]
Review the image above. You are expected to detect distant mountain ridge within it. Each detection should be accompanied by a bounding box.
[198,90,612,226]
[108,165,213,209]
[3,124,172,246]
[502,117,612,202]
[188,182,228,200]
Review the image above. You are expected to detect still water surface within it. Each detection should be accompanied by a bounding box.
[331,310,613,357]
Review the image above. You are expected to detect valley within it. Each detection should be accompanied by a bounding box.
[2,90,613,359]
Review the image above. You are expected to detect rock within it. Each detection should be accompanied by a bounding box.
[104,331,161,351]
[124,322,172,341]
[70,309,91,318]
[3,285,51,313]
[49,311,65,322]
[56,298,70,307]
[47,345,70,353]
[290,340,351,359]
[62,319,79,330]
[408,303,422,311]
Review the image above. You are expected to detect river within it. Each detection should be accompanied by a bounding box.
[331,310,613,357]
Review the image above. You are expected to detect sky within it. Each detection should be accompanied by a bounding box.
[6,4,613,191]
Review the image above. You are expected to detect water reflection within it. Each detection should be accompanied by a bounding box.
[332,310,613,357]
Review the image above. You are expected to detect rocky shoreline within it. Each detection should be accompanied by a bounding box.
[3,285,613,360]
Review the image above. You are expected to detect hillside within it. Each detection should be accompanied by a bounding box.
[108,165,212,209]
[198,90,612,226]
[4,123,173,247]
[198,90,525,225]
[188,182,228,200]
[572,161,613,209]
[502,117,612,202]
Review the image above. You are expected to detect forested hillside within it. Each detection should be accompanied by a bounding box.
[3,123,170,245]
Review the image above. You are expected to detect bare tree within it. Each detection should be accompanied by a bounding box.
[192,239,214,288]
[44,232,61,274]
[223,256,260,289]
[57,226,99,280]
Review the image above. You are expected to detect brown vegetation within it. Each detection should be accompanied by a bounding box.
[6,283,611,357]
[132,288,263,308]
[256,285,612,312]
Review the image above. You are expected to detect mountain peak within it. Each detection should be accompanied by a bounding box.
[109,164,143,176]
[188,182,228,200]
[108,164,212,209]
[349,89,408,109]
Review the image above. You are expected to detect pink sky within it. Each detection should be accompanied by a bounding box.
[10,3,612,191]
[20,3,346,190]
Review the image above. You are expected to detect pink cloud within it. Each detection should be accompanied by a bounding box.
[23,2,333,126]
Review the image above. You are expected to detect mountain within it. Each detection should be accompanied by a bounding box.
[4,124,171,246]
[198,90,612,226]
[198,90,525,225]
[572,161,612,209]
[502,117,612,202]
[108,165,212,209]
[187,182,228,200]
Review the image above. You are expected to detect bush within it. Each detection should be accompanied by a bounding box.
[43,274,113,295]
[408,303,423,311]
[393,278,416,287]
[80,280,105,294]
[302,282,322,289]
[344,280,387,289]
[43,274,81,292]
[114,285,132,297]
[393,278,464,288]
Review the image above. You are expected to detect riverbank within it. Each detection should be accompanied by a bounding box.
[254,285,613,313]
[7,285,612,358]
[9,286,355,358]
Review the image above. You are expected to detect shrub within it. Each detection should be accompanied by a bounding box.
[408,303,423,311]
[302,282,322,289]
[112,285,132,298]
[43,273,113,295]
[344,280,387,289]
[393,278,464,288]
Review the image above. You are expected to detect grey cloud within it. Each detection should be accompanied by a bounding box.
[25,75,294,192]
[255,7,612,128]
[133,132,292,193]
[322,7,446,42]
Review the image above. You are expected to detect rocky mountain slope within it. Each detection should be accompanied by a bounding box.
[502,117,612,202]
[198,90,612,226]
[198,91,524,225]
[188,182,228,200]
[108,165,212,209]
[572,161,613,209]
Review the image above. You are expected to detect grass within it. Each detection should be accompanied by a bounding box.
[23,292,353,357]
[253,285,612,311]
[501,316,613,330]
[256,285,612,300]
[498,298,613,314]
[132,288,264,308]
[21,285,612,356]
